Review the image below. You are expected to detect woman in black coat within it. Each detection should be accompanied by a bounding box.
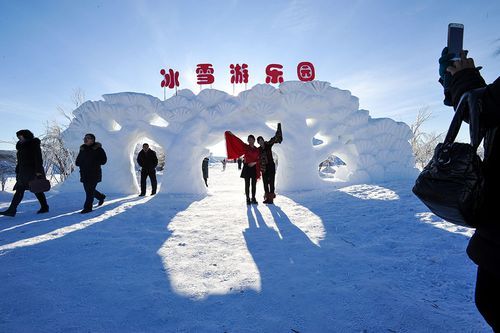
[257,123,282,204]
[75,133,107,213]
[0,130,49,217]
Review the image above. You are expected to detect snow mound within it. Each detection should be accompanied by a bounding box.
[61,81,417,194]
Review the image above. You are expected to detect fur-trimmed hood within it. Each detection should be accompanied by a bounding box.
[80,142,103,151]
[16,137,41,151]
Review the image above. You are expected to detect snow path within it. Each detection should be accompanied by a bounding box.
[0,164,488,332]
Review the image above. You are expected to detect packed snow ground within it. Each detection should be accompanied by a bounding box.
[0,164,489,332]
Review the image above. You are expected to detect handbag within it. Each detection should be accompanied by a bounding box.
[412,88,487,227]
[29,177,51,193]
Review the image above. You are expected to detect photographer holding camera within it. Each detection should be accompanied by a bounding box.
[439,47,500,330]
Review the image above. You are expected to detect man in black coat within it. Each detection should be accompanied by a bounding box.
[137,143,158,196]
[75,133,107,213]
[441,49,500,330]
[0,129,49,217]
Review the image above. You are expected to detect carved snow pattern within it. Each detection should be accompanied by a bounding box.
[62,81,417,194]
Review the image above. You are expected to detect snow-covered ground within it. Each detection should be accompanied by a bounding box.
[0,164,488,332]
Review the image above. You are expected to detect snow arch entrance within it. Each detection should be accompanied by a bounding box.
[132,138,165,194]
[62,81,417,194]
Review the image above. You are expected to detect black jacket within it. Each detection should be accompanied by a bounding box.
[137,149,158,170]
[202,158,209,179]
[259,125,282,174]
[449,68,500,274]
[15,138,45,186]
[75,142,107,183]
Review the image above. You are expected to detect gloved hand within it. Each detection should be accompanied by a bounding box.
[439,47,454,87]
[438,47,454,106]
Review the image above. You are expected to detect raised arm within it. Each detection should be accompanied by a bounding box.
[267,123,283,146]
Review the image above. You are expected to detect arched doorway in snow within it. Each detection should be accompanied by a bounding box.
[318,155,347,181]
[132,137,165,195]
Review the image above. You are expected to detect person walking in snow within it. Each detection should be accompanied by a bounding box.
[225,131,260,205]
[439,48,500,331]
[257,123,282,204]
[75,133,107,214]
[0,130,49,217]
[137,143,158,196]
[202,157,209,187]
[237,157,243,170]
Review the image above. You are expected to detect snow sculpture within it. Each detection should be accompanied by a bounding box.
[61,81,417,194]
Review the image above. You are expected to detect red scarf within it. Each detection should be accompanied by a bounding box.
[225,131,261,179]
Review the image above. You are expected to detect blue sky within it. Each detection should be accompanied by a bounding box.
[1,0,499,149]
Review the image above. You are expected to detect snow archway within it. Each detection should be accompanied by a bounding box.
[62,81,417,194]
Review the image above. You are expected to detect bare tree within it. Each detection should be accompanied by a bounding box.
[0,160,15,191]
[57,87,86,125]
[410,107,444,170]
[40,122,77,184]
[38,88,87,183]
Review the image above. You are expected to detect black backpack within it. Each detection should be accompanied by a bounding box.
[412,88,489,227]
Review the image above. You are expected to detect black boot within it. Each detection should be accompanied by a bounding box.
[80,208,92,214]
[37,206,49,214]
[98,194,106,206]
[251,198,258,205]
[246,197,251,205]
[35,193,49,213]
[0,209,16,217]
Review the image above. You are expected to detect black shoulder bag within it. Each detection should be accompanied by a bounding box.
[412,88,487,227]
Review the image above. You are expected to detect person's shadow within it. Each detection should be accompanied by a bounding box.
[242,204,331,331]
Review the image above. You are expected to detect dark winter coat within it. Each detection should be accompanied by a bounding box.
[137,149,158,170]
[448,68,500,275]
[15,138,45,188]
[259,126,282,174]
[202,158,209,179]
[75,142,107,183]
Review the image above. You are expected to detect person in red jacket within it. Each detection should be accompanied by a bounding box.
[225,131,260,205]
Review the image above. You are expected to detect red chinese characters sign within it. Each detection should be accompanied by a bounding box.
[160,68,180,89]
[196,63,215,85]
[297,62,315,81]
[265,64,284,84]
[159,61,316,96]
[230,63,249,84]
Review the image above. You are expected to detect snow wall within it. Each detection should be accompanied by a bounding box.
[61,81,417,194]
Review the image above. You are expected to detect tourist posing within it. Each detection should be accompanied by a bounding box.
[225,131,260,205]
[257,123,282,204]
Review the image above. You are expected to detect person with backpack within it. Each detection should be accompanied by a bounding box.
[257,123,282,204]
[75,133,107,214]
[440,48,500,331]
[0,130,49,217]
[137,143,158,196]
[225,131,260,205]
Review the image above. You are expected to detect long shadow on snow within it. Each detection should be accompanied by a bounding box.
[0,194,147,247]
[0,181,488,332]
[0,192,206,332]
